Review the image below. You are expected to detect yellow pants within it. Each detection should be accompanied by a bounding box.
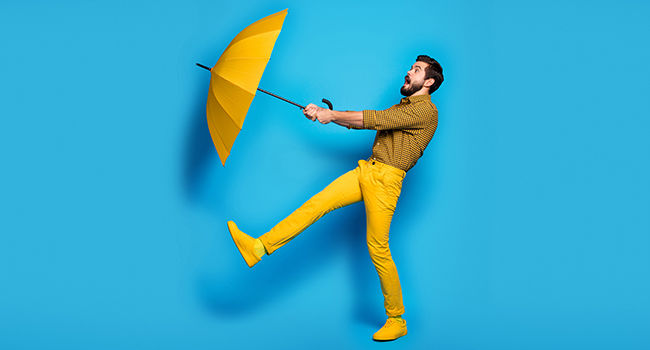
[259,159,406,317]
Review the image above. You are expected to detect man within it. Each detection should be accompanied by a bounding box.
[227,55,443,341]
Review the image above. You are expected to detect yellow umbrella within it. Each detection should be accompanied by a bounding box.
[196,9,332,166]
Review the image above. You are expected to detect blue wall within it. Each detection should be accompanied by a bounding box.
[1,1,648,349]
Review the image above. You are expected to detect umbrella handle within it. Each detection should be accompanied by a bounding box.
[321,98,333,110]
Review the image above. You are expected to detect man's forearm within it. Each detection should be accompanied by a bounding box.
[330,110,364,129]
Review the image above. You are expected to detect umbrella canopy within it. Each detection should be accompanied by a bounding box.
[206,9,288,166]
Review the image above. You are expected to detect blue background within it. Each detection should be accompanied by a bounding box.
[1,0,649,349]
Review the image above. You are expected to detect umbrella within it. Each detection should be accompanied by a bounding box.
[196,8,333,166]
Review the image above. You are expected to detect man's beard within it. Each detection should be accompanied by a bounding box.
[400,79,424,96]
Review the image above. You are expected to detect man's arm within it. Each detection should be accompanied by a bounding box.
[304,102,436,130]
[329,110,364,129]
[303,103,364,129]
[363,105,436,130]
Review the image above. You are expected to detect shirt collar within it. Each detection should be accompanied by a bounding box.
[400,94,431,104]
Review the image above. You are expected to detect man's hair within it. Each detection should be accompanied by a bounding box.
[416,55,444,94]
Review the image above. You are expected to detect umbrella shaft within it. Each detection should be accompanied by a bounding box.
[256,88,304,109]
[195,63,305,109]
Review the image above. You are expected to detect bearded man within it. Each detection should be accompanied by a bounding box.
[228,55,444,341]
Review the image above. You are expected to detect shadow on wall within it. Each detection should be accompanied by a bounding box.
[182,91,390,326]
[182,88,214,203]
[195,209,388,326]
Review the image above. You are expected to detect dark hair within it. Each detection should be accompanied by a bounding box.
[416,55,444,94]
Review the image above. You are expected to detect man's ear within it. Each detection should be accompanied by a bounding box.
[424,78,435,89]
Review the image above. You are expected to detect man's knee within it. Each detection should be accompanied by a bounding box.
[303,192,342,216]
[367,240,392,260]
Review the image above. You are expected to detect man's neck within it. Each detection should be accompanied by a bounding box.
[409,89,429,97]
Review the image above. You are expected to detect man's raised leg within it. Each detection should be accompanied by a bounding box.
[258,166,363,255]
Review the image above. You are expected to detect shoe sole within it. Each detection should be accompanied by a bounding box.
[373,329,407,342]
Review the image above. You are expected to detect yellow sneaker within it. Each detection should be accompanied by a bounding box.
[372,317,407,341]
[227,221,261,268]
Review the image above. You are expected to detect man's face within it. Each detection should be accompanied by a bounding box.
[401,61,430,96]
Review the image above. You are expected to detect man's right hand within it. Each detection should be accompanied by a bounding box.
[303,103,327,122]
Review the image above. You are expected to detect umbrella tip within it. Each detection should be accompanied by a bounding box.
[196,63,211,71]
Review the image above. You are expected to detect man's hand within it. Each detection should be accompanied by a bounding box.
[303,104,363,129]
[303,103,335,124]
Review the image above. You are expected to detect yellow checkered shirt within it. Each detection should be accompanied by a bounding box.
[360,94,438,172]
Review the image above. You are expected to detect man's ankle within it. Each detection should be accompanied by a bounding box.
[253,239,266,258]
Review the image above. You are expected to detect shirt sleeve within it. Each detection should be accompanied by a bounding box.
[362,103,436,130]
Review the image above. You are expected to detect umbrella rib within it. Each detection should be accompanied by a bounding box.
[220,56,270,62]
[218,62,269,80]
[224,29,282,51]
[212,74,257,95]
[211,75,253,129]
[207,90,243,148]
[206,115,231,166]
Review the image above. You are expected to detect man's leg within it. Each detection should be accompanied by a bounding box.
[358,160,407,340]
[258,165,363,255]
